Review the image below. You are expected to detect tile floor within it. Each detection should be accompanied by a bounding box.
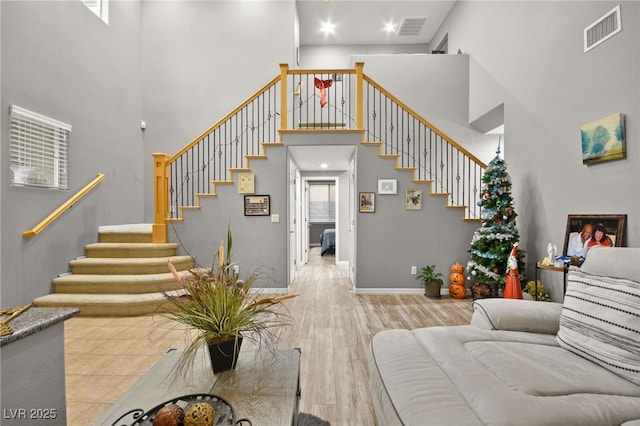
[64,314,193,425]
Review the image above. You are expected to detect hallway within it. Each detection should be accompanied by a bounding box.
[64,247,473,425]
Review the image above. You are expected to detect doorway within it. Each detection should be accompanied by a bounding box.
[287,145,356,288]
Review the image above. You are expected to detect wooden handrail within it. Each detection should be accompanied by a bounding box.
[152,63,489,242]
[169,75,281,163]
[23,173,105,238]
[362,74,488,169]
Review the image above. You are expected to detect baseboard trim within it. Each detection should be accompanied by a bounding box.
[354,287,450,296]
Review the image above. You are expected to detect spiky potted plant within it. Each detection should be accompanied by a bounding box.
[161,227,298,375]
[416,264,444,298]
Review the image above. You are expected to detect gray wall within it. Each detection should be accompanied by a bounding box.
[432,1,639,300]
[355,143,478,289]
[140,0,297,224]
[1,1,144,306]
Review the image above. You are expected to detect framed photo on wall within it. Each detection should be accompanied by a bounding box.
[405,189,422,210]
[359,192,375,213]
[377,179,397,195]
[244,195,270,216]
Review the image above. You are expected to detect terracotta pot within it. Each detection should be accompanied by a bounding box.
[207,337,242,374]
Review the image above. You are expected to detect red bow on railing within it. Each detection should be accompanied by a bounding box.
[314,78,333,108]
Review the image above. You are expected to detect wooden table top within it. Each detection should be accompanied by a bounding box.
[95,347,300,426]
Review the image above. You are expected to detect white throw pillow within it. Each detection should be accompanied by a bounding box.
[557,267,640,385]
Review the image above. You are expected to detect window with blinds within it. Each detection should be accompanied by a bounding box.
[9,105,71,190]
[309,182,336,222]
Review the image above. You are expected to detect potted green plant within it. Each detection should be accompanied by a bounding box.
[160,227,297,375]
[416,264,444,298]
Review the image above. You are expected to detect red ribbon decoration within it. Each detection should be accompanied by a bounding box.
[314,78,333,108]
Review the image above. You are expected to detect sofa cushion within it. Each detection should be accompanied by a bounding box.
[372,326,640,425]
[557,267,640,385]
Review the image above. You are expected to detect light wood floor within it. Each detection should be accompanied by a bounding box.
[65,247,473,425]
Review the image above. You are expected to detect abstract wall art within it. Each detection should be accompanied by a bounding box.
[580,113,625,165]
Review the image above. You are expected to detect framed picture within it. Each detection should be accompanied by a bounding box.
[244,195,270,216]
[405,189,422,210]
[563,214,626,257]
[377,179,397,195]
[359,192,375,213]
[238,173,255,194]
[580,113,626,165]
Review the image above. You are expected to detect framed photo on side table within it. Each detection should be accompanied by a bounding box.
[563,214,626,258]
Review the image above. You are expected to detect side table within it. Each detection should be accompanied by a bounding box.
[94,347,301,426]
[535,261,568,300]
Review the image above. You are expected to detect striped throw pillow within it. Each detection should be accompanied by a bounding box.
[556,268,640,385]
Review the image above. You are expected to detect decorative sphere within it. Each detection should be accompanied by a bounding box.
[153,405,185,426]
[184,403,215,426]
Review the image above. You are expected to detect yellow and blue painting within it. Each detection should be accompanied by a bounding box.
[580,113,625,164]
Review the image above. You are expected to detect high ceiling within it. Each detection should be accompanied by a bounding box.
[291,1,457,171]
[296,0,456,46]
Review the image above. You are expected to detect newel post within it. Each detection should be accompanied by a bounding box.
[279,63,289,132]
[355,62,364,130]
[152,153,170,243]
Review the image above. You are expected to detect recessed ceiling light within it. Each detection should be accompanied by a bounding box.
[321,20,335,35]
[320,163,329,169]
[384,22,396,34]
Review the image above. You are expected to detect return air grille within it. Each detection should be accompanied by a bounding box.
[397,17,427,36]
[584,5,621,52]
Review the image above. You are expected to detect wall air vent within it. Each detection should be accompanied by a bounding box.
[397,17,428,36]
[584,5,621,53]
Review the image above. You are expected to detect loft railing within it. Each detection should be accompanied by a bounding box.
[152,63,486,243]
[23,173,105,238]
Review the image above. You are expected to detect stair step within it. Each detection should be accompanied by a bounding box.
[69,255,193,275]
[85,242,179,258]
[98,224,153,243]
[52,271,184,294]
[33,291,179,316]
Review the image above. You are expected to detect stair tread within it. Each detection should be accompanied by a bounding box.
[98,224,153,234]
[53,271,184,283]
[34,290,180,303]
[71,255,192,265]
[86,242,179,249]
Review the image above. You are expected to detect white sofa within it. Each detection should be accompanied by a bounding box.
[368,246,640,425]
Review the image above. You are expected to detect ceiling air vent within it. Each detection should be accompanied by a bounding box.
[584,5,622,53]
[397,17,428,36]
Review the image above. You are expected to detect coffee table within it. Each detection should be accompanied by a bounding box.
[95,347,301,426]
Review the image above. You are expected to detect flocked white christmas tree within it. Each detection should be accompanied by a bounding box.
[467,140,525,296]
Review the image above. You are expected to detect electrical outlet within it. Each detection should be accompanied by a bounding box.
[411,266,417,275]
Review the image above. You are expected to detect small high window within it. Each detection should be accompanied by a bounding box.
[9,106,71,190]
[81,0,109,24]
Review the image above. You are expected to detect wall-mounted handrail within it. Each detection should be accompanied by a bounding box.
[23,173,105,238]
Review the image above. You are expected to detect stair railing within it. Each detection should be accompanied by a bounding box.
[361,75,487,220]
[152,63,485,243]
[23,173,105,238]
